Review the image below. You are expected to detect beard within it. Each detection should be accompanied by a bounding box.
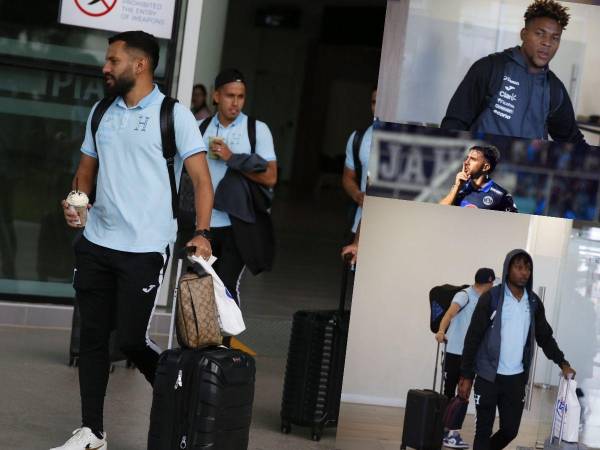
[104,73,135,98]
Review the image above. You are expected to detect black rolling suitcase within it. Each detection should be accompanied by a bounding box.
[147,259,256,450]
[147,346,255,450]
[401,343,448,450]
[280,259,352,441]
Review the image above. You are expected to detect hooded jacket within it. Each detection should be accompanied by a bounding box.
[460,249,568,382]
[441,47,587,148]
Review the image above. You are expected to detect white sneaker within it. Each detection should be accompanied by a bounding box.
[50,427,107,450]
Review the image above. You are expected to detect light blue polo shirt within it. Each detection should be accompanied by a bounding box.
[199,112,276,228]
[498,287,531,375]
[81,85,206,253]
[344,125,373,233]
[446,286,480,356]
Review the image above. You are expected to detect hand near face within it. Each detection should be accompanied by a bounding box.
[455,170,469,187]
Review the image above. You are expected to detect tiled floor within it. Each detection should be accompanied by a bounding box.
[336,387,600,450]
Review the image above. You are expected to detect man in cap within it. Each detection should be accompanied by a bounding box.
[198,68,277,318]
[435,268,496,449]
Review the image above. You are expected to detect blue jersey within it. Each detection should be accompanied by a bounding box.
[453,179,518,212]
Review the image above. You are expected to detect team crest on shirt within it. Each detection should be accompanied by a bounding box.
[483,196,494,206]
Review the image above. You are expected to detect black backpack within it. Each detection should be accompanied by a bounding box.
[429,284,469,333]
[90,95,180,219]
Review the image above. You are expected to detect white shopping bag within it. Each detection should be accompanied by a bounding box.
[187,255,246,336]
[552,377,581,443]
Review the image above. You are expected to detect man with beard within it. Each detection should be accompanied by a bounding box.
[440,0,587,149]
[458,250,575,450]
[53,31,213,450]
[439,145,518,212]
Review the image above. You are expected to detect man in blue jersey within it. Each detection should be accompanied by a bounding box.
[440,145,518,212]
[53,31,213,450]
[435,268,496,449]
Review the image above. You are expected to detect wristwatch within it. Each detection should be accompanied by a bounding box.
[193,229,211,240]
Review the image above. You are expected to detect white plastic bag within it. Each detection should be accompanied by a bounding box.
[552,377,581,443]
[188,255,246,336]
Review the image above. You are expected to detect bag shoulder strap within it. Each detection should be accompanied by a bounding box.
[352,128,365,186]
[160,96,179,219]
[247,116,256,154]
[547,71,564,117]
[199,115,213,136]
[486,52,508,106]
[91,97,116,154]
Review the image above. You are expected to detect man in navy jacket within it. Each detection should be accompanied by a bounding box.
[441,0,587,149]
[458,249,575,450]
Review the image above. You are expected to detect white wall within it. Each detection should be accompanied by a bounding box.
[378,0,600,124]
[341,197,573,406]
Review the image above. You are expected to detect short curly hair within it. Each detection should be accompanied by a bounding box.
[471,145,501,174]
[524,0,570,30]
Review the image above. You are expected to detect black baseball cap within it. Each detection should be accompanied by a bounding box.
[214,68,245,90]
[475,268,496,284]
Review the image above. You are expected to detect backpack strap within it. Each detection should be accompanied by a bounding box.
[91,97,116,154]
[199,114,256,154]
[352,128,366,188]
[160,96,179,219]
[247,116,256,154]
[198,115,213,136]
[485,52,507,110]
[547,71,564,118]
[456,289,469,312]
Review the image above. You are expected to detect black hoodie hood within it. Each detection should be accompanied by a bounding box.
[502,248,534,294]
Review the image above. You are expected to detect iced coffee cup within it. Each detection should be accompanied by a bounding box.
[208,136,224,160]
[66,190,89,227]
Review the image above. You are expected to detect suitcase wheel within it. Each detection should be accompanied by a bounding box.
[281,421,291,434]
[126,360,135,369]
[311,427,322,442]
[109,364,116,373]
[69,356,79,367]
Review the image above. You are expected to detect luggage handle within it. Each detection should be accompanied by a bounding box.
[167,258,183,350]
[433,341,447,394]
[549,373,574,445]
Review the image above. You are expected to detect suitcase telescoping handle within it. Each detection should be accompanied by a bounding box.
[548,373,574,445]
[432,341,447,393]
[167,258,183,350]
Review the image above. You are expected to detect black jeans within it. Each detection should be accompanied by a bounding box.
[73,236,168,432]
[473,373,527,450]
[210,226,245,305]
[443,352,462,399]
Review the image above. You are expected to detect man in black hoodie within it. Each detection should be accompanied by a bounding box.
[441,0,587,148]
[458,249,575,450]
